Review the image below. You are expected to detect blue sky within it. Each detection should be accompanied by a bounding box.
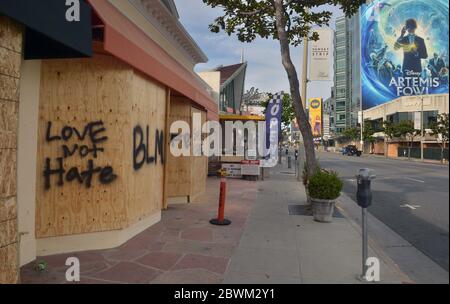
[174,0,344,101]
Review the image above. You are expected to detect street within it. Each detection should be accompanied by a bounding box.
[317,151,449,273]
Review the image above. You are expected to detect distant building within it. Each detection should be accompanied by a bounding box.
[198,62,247,114]
[363,94,449,158]
[323,89,335,139]
[241,89,269,116]
[334,14,360,134]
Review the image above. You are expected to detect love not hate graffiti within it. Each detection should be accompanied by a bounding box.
[43,122,165,190]
[43,121,117,189]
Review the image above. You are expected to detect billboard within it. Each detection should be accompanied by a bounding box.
[361,0,449,110]
[309,98,322,137]
[309,28,333,81]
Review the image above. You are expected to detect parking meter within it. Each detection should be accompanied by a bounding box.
[356,169,376,208]
[356,168,376,282]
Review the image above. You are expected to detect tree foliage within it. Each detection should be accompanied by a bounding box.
[203,0,363,46]
[429,113,449,147]
[429,113,449,162]
[363,122,377,143]
[336,127,359,144]
[383,120,420,159]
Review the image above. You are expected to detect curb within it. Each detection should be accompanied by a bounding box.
[335,195,414,284]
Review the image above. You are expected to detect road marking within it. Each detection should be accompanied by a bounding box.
[404,177,425,183]
[400,204,421,210]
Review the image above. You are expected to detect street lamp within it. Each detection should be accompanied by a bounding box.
[420,96,424,162]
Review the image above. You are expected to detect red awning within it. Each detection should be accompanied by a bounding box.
[87,0,218,121]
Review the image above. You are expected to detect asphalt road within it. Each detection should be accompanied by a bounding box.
[317,151,449,272]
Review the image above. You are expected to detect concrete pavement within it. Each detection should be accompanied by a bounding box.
[223,160,409,284]
[20,158,409,284]
[318,151,449,283]
[20,178,258,284]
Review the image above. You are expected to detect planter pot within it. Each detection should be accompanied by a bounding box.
[311,198,336,223]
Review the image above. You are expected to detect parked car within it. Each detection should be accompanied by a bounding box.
[343,145,362,157]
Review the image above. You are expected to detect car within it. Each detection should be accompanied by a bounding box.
[344,145,362,157]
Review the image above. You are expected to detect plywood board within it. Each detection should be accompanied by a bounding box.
[165,96,207,202]
[190,107,207,202]
[36,54,166,238]
[126,70,166,224]
[166,96,192,197]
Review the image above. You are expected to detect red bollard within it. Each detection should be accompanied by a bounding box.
[210,177,231,226]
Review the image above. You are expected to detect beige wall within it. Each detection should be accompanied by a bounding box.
[364,94,449,121]
[17,60,41,266]
[109,0,197,72]
[197,71,221,105]
[0,15,22,284]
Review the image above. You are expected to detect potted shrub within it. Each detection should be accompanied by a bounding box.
[308,169,343,223]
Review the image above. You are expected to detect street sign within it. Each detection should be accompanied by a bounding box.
[222,163,241,178]
[241,160,260,176]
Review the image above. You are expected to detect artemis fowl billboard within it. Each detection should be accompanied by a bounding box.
[361,0,449,110]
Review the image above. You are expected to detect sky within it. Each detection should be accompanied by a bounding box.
[174,0,344,101]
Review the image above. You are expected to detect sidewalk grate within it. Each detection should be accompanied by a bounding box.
[288,205,345,218]
[279,171,296,175]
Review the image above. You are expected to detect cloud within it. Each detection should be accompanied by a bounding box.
[175,0,343,99]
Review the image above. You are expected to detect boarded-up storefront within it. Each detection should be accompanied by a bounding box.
[0,15,22,284]
[166,96,208,205]
[35,54,167,254]
[0,0,218,282]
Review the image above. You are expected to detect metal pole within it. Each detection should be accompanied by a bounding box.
[421,96,424,162]
[360,109,364,153]
[361,207,368,280]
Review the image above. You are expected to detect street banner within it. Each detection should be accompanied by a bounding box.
[264,92,283,159]
[361,0,449,110]
[309,28,333,81]
[309,98,323,137]
[414,112,422,130]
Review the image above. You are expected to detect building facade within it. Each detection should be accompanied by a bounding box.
[363,94,449,157]
[198,62,247,115]
[0,0,218,283]
[333,14,360,134]
[323,91,334,140]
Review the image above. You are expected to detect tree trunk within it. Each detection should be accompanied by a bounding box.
[273,0,318,176]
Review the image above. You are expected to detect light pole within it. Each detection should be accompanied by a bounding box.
[420,96,424,162]
[360,107,364,152]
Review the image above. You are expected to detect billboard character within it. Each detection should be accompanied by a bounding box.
[394,18,428,75]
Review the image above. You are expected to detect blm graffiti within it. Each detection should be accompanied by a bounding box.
[133,125,164,171]
[43,121,117,190]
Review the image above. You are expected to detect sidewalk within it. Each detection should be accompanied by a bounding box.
[21,177,256,284]
[20,160,409,284]
[223,160,410,284]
